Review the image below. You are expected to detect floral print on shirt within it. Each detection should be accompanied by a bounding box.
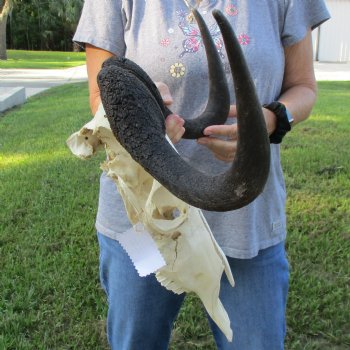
[176,10,225,59]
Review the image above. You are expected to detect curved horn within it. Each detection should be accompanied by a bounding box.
[98,9,270,211]
[182,9,230,139]
[101,56,171,118]
[101,9,230,140]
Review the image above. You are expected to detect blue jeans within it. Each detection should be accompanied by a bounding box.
[98,233,289,350]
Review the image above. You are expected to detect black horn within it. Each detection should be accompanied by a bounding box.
[100,8,230,139]
[97,9,270,211]
[181,8,230,138]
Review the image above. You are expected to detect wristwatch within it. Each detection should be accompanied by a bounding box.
[263,101,294,144]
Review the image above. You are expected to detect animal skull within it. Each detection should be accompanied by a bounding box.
[67,103,235,341]
[67,8,272,343]
[97,9,270,212]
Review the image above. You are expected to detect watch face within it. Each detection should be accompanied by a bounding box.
[286,109,294,124]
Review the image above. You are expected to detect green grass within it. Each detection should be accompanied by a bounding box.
[283,82,350,350]
[0,50,86,69]
[0,82,349,349]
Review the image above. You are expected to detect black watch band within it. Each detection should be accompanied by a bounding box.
[263,101,293,144]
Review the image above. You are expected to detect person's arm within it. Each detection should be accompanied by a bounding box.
[197,30,317,162]
[278,29,317,125]
[86,44,115,115]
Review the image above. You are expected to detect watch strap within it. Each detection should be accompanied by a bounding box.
[263,101,292,144]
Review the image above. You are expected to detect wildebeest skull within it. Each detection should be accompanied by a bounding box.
[67,8,270,342]
[97,9,270,212]
[67,101,236,340]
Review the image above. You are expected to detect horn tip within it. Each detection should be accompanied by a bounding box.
[212,9,224,20]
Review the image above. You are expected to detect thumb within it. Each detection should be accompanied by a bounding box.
[155,81,173,106]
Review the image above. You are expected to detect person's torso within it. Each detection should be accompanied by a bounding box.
[98,0,288,258]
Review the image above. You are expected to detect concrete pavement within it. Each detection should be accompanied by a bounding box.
[314,62,350,81]
[0,64,88,112]
[0,64,88,98]
[1,62,350,112]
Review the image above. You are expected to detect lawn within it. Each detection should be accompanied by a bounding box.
[0,82,349,349]
[0,50,86,69]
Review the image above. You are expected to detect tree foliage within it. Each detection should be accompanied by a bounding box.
[7,0,84,51]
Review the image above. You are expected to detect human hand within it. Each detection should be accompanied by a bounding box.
[154,81,185,143]
[197,105,276,163]
[196,105,237,162]
[165,114,185,144]
[155,81,174,106]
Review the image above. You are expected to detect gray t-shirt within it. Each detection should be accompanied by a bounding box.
[74,0,330,258]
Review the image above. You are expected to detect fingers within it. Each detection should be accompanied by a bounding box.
[202,104,237,138]
[155,81,173,106]
[203,123,238,140]
[198,124,238,163]
[197,136,237,163]
[165,114,185,144]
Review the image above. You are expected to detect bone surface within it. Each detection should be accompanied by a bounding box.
[67,104,235,341]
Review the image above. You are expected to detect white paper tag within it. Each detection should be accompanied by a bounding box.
[117,223,166,277]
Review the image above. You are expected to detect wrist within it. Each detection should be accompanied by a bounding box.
[263,101,293,144]
[263,108,277,135]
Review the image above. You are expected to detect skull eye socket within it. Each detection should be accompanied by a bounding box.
[151,206,186,221]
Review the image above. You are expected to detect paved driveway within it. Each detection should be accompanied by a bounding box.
[0,65,88,98]
[314,62,350,81]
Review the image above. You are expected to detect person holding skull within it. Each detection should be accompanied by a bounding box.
[73,1,330,349]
